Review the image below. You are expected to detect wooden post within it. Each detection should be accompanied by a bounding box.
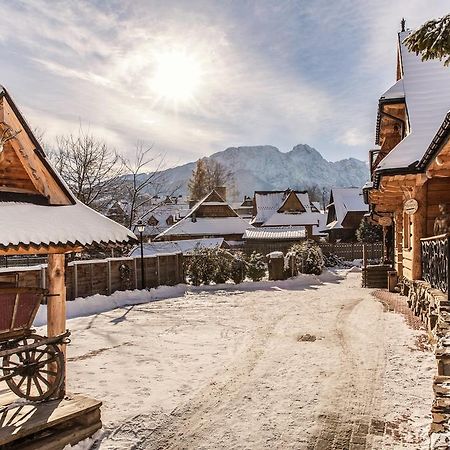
[363,243,367,269]
[47,253,67,398]
[411,184,427,280]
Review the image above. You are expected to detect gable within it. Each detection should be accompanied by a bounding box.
[0,88,73,205]
[277,191,306,213]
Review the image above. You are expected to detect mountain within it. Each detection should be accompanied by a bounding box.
[147,144,368,199]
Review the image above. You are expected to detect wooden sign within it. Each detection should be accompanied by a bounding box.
[379,216,392,227]
[404,199,419,215]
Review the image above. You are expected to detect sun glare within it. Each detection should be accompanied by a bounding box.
[151,51,202,103]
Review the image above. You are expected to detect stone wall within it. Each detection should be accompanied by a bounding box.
[398,277,450,448]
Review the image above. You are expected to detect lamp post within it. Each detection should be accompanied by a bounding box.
[136,219,146,289]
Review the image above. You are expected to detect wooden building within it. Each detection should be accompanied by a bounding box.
[155,189,251,244]
[323,188,367,242]
[251,189,326,238]
[0,86,135,448]
[364,27,450,298]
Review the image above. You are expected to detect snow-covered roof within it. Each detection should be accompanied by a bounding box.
[0,202,136,249]
[380,78,405,101]
[244,227,306,240]
[252,190,313,225]
[325,188,367,230]
[0,86,136,252]
[263,212,323,227]
[156,217,251,238]
[129,238,224,257]
[376,31,450,172]
[155,189,251,239]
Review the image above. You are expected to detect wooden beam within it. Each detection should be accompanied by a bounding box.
[0,98,71,205]
[47,253,67,398]
[0,243,83,256]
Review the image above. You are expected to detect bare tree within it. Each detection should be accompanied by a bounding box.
[121,142,168,229]
[49,127,124,210]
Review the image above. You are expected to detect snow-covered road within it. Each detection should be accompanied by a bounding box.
[44,272,436,448]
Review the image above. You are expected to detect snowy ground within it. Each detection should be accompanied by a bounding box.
[4,271,436,449]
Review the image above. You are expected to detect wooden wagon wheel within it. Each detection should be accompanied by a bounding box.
[2,334,64,401]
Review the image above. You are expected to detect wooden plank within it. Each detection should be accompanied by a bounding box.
[14,420,101,450]
[0,393,101,446]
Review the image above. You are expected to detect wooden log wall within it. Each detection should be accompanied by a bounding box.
[0,253,184,301]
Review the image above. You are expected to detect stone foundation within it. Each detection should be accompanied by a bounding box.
[398,277,450,447]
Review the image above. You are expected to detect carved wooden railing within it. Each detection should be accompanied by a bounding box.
[421,233,450,299]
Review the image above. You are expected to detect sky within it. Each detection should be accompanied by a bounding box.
[0,0,448,169]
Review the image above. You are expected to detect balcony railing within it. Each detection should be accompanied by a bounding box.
[421,233,449,299]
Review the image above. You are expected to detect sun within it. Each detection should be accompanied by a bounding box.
[151,50,202,103]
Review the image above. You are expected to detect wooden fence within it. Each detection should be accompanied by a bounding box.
[243,241,383,261]
[0,253,184,301]
[319,242,383,261]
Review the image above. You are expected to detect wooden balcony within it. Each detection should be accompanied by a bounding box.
[421,233,450,300]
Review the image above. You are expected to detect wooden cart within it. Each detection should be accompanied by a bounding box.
[0,288,70,401]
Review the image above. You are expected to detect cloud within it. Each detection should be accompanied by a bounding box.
[0,0,448,166]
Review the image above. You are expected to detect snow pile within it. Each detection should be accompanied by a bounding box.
[33,284,186,327]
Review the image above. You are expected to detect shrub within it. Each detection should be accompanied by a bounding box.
[290,240,324,275]
[186,247,217,285]
[212,248,232,284]
[230,252,247,284]
[246,252,266,281]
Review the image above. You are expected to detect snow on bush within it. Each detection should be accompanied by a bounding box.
[212,249,232,284]
[290,240,324,275]
[246,252,267,282]
[186,247,217,285]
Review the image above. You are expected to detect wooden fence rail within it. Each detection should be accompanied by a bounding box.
[0,253,184,301]
[243,241,383,261]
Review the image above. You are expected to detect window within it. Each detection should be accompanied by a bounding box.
[403,212,412,250]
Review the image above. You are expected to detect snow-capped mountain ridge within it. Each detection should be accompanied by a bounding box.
[148,144,368,199]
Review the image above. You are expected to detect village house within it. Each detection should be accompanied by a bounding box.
[250,189,326,235]
[323,187,367,242]
[242,189,326,253]
[363,24,450,440]
[155,188,251,245]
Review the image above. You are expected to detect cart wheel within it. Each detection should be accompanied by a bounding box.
[2,334,64,401]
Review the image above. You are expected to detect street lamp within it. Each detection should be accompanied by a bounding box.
[136,219,146,289]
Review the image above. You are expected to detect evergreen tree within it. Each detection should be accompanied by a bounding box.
[290,241,324,275]
[246,252,266,281]
[356,218,383,243]
[404,14,450,66]
[188,159,208,201]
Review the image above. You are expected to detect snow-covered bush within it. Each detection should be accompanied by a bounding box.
[230,252,247,284]
[290,240,324,275]
[185,247,217,285]
[246,252,266,281]
[323,253,353,268]
[212,248,232,284]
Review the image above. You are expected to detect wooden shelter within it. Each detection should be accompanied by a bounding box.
[0,86,135,448]
[364,28,450,298]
